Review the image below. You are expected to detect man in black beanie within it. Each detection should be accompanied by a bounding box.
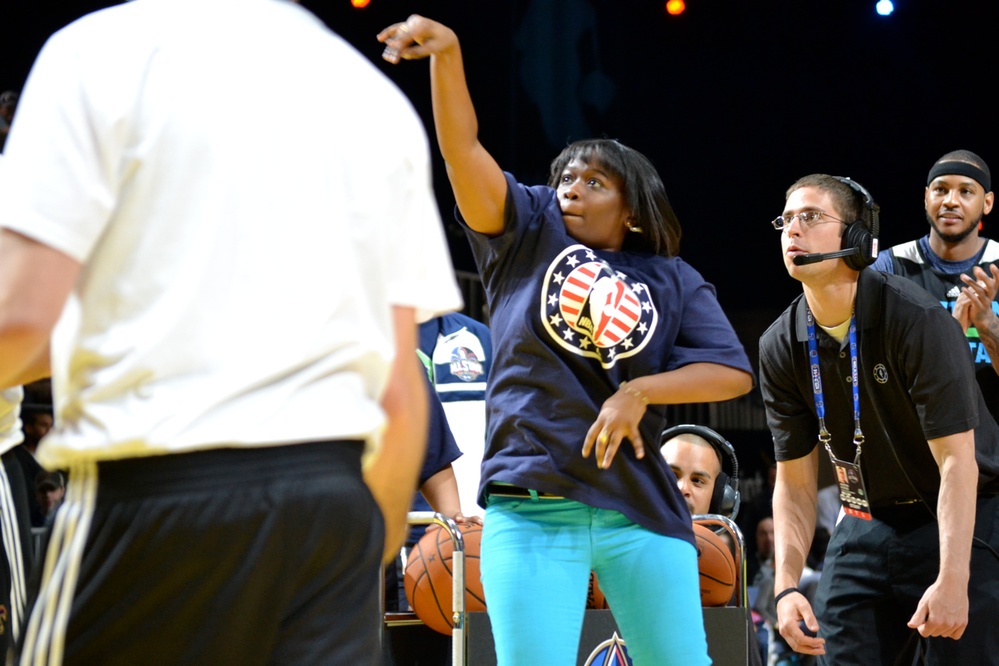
[872,149,999,424]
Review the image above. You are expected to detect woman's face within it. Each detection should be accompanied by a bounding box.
[556,158,632,251]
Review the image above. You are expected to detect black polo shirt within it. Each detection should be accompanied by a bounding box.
[760,269,999,513]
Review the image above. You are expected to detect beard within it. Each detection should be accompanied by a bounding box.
[926,210,982,244]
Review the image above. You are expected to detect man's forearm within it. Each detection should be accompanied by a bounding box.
[0,229,79,388]
[773,454,819,593]
[773,487,817,591]
[0,333,50,390]
[365,306,429,564]
[935,450,977,586]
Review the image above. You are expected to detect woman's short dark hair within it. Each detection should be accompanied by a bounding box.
[548,139,681,257]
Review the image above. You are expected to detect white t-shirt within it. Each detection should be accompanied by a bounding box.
[0,0,462,466]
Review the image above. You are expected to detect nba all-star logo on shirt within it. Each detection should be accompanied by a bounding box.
[541,245,657,369]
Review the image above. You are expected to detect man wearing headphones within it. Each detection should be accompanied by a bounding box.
[660,424,739,518]
[760,174,999,665]
[662,424,768,666]
[872,150,999,424]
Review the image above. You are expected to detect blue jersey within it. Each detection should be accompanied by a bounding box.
[460,173,752,541]
[419,313,492,403]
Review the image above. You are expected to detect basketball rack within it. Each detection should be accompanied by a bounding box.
[691,513,748,608]
[384,512,747,666]
[383,511,467,666]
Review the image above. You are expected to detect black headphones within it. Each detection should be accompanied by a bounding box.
[661,424,740,519]
[834,176,881,271]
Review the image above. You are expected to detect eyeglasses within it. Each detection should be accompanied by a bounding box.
[771,210,846,231]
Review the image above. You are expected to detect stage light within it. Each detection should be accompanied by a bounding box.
[875,0,894,16]
[666,0,686,16]
[351,0,371,7]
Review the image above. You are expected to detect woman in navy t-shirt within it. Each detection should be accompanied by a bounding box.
[380,16,754,665]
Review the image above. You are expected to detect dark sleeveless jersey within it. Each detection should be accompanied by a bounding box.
[877,236,999,423]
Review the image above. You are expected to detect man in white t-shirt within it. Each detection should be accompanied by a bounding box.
[0,1,461,663]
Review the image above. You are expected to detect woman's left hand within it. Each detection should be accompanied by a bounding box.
[582,386,648,469]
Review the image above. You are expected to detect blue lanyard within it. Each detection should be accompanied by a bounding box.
[806,308,865,464]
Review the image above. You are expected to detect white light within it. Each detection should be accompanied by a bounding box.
[876,0,894,16]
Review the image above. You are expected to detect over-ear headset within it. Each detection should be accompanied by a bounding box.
[661,424,740,519]
[834,176,881,271]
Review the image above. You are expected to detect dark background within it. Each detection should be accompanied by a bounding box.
[3,0,997,480]
[5,1,999,316]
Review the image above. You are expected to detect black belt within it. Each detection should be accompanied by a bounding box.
[485,483,565,500]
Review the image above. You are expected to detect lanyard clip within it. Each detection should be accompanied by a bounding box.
[818,428,834,456]
[852,432,865,464]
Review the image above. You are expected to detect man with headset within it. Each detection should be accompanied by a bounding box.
[759,173,999,664]
[871,149,999,425]
[660,424,740,518]
[661,425,770,666]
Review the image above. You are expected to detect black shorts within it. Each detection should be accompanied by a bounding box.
[18,441,384,666]
[0,449,33,653]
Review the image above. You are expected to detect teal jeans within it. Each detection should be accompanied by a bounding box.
[481,495,710,666]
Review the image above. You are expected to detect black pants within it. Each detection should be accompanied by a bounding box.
[18,442,384,666]
[815,496,999,666]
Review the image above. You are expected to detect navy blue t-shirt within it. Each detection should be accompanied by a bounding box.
[406,369,463,544]
[461,173,752,542]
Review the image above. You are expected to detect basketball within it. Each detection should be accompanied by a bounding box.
[586,570,610,610]
[404,523,486,635]
[694,523,736,606]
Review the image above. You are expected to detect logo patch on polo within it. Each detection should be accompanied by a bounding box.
[541,245,657,368]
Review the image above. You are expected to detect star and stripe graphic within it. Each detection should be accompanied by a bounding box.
[541,245,657,368]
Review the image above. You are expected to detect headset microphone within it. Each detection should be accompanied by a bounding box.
[792,247,862,266]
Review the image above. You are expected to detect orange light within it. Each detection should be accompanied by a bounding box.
[665,0,685,15]
[351,0,371,7]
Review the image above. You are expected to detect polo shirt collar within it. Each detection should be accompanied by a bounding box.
[793,268,883,342]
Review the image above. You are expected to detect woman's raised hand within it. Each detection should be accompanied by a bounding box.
[378,15,458,64]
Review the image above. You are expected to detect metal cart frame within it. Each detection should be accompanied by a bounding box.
[383,511,467,666]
